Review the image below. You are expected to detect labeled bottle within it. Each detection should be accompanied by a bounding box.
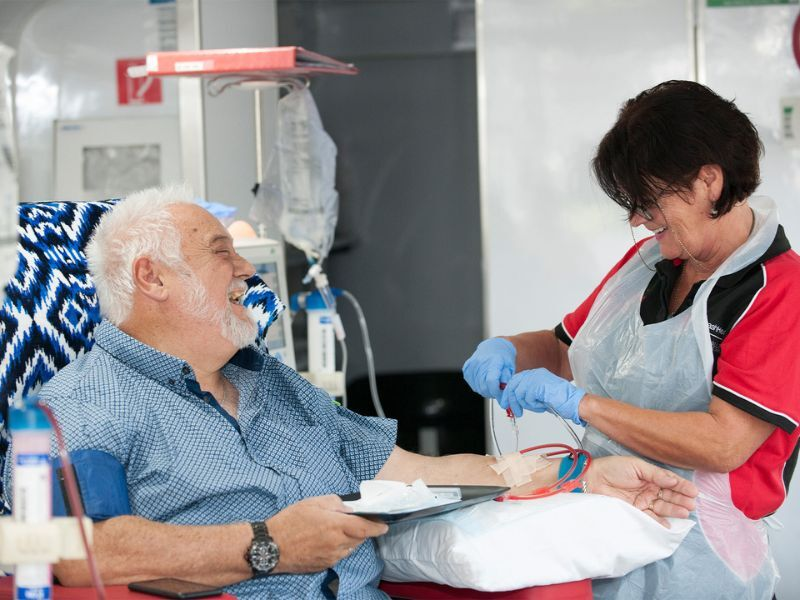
[9,395,52,600]
[306,291,337,374]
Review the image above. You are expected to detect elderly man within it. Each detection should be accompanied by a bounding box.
[12,186,696,599]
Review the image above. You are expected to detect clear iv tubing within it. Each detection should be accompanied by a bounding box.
[545,407,583,449]
[303,262,345,343]
[303,262,337,312]
[38,403,106,600]
[490,384,583,454]
[301,261,387,418]
[338,336,348,409]
[489,405,505,455]
[340,290,386,419]
[495,443,592,501]
[317,283,338,315]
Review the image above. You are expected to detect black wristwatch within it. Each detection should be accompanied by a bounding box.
[245,521,280,577]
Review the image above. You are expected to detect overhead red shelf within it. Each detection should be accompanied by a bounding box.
[137,46,358,79]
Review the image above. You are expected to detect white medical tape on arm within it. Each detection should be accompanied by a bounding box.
[490,452,550,487]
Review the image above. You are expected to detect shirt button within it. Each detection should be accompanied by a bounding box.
[181,365,191,375]
[168,379,175,385]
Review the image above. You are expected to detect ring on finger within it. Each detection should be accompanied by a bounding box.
[657,488,664,500]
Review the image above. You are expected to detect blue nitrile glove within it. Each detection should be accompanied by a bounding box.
[462,337,517,399]
[500,368,586,425]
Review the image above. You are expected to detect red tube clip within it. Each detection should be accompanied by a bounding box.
[498,382,515,420]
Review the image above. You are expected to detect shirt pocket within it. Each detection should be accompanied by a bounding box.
[246,422,358,498]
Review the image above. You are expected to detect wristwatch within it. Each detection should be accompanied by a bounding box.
[245,521,280,577]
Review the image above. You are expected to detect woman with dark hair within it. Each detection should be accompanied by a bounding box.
[463,80,797,599]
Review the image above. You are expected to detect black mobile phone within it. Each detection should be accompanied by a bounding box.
[128,578,224,599]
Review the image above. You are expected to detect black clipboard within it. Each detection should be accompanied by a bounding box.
[340,485,509,523]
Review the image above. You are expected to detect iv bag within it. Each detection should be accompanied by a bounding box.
[254,87,338,263]
[0,43,19,303]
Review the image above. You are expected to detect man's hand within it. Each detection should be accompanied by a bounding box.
[586,456,697,527]
[500,368,586,424]
[267,495,388,574]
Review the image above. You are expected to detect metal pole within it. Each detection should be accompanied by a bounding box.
[176,0,206,198]
[254,88,264,184]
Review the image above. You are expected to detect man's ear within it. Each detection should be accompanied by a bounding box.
[132,256,169,302]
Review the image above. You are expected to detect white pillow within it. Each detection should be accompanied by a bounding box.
[378,492,694,592]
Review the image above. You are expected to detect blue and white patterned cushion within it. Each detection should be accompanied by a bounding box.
[242,274,284,345]
[0,200,284,508]
[1,201,116,404]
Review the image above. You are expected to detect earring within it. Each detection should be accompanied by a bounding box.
[710,207,719,217]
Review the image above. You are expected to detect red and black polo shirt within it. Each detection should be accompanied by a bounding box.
[555,226,800,519]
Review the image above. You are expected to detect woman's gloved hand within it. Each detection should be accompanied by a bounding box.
[462,337,517,399]
[500,368,586,425]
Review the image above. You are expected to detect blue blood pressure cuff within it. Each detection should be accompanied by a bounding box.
[558,453,588,494]
[52,450,131,521]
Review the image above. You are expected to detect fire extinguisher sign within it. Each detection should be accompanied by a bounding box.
[116,58,162,105]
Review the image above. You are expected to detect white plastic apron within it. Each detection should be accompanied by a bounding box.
[569,196,780,600]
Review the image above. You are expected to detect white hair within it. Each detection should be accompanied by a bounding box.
[179,269,257,348]
[86,184,196,325]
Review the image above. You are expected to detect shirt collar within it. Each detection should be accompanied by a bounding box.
[229,346,266,371]
[652,225,790,289]
[715,224,790,289]
[93,321,265,389]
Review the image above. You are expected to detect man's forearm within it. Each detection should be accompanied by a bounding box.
[56,496,388,587]
[425,453,561,494]
[55,516,252,587]
[377,447,560,493]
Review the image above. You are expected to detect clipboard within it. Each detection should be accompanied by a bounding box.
[341,485,509,523]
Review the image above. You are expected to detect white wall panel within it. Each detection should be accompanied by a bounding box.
[14,0,179,203]
[477,0,692,449]
[9,0,276,211]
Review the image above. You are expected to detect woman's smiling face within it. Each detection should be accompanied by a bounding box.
[628,166,727,266]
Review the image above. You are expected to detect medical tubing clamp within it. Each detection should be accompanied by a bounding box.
[496,443,592,501]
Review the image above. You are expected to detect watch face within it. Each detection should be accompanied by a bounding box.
[249,539,280,573]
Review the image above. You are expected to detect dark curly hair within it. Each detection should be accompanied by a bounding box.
[592,80,763,219]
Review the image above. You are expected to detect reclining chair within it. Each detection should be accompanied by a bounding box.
[0,200,590,600]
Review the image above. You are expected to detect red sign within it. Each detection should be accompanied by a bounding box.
[794,13,800,71]
[116,58,162,105]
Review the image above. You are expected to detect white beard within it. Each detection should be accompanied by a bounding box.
[181,271,258,349]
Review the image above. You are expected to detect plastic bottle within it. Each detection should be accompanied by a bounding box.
[306,291,337,374]
[9,395,52,600]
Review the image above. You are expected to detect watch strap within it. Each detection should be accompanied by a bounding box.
[250,520,268,543]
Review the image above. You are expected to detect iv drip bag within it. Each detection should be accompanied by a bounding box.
[255,87,338,263]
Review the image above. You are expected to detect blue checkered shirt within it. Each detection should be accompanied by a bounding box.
[15,321,397,599]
